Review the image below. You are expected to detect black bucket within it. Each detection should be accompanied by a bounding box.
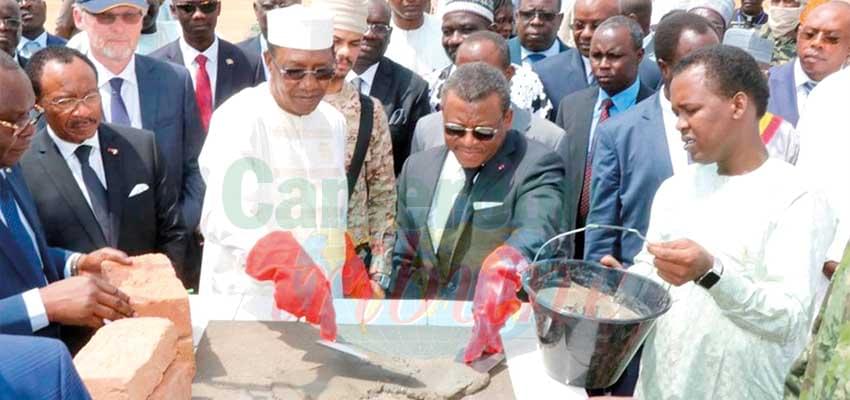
[521,258,672,389]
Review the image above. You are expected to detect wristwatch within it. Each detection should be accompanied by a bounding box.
[696,258,724,289]
[371,272,392,291]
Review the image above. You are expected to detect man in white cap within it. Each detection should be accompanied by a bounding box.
[198,4,350,297]
[316,0,396,297]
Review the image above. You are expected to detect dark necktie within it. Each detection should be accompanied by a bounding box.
[526,53,546,63]
[75,145,111,243]
[351,77,365,94]
[579,98,614,219]
[0,173,42,270]
[802,81,817,96]
[436,167,479,275]
[195,54,213,132]
[109,77,131,126]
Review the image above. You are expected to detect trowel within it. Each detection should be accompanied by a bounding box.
[454,349,506,374]
[316,339,371,363]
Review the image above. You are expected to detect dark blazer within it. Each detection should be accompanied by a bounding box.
[554,82,655,241]
[533,48,662,118]
[767,60,800,126]
[236,35,266,85]
[17,54,27,69]
[0,166,70,337]
[0,334,90,399]
[134,54,206,232]
[507,37,568,65]
[392,130,566,300]
[368,56,432,176]
[45,33,68,47]
[20,123,187,269]
[584,93,674,265]
[149,38,258,108]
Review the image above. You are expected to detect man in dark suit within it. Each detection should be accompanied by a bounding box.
[0,52,134,339]
[0,0,27,68]
[18,0,67,60]
[151,0,257,126]
[74,0,205,289]
[766,1,850,127]
[0,334,91,399]
[22,46,186,269]
[555,16,654,259]
[507,0,568,66]
[392,63,566,300]
[237,0,302,85]
[533,0,661,118]
[350,0,431,176]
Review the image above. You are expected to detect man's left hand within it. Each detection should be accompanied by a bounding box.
[77,247,132,275]
[647,239,714,286]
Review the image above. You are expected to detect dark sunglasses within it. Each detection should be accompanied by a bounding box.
[270,58,335,81]
[174,1,219,14]
[85,10,143,25]
[517,9,559,22]
[444,123,498,141]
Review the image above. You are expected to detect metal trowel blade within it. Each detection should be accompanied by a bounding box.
[316,339,371,363]
[454,349,506,374]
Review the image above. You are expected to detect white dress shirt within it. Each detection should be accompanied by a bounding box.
[46,127,108,209]
[346,62,379,96]
[581,55,594,85]
[520,40,561,68]
[428,151,467,253]
[658,89,690,174]
[793,58,817,119]
[179,36,219,106]
[385,13,452,77]
[92,55,143,129]
[16,31,47,58]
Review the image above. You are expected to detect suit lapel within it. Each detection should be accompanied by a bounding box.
[571,50,590,90]
[369,60,392,100]
[576,87,599,165]
[99,127,124,247]
[645,94,674,174]
[0,217,43,286]
[215,45,234,108]
[136,57,159,131]
[34,131,107,246]
[421,148,449,255]
[1,167,55,285]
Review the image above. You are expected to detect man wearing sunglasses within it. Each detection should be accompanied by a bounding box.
[237,0,302,85]
[392,62,566,303]
[73,0,206,290]
[507,0,568,67]
[0,52,137,344]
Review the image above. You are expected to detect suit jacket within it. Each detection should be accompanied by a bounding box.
[236,35,266,85]
[410,104,568,159]
[0,166,70,337]
[554,82,655,241]
[45,33,68,47]
[584,93,674,265]
[134,54,206,231]
[767,60,800,126]
[149,38,258,108]
[507,37,568,65]
[392,130,566,300]
[533,48,662,118]
[0,334,90,399]
[368,56,432,176]
[20,123,187,269]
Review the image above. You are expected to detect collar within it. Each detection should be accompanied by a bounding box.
[18,31,47,51]
[179,36,219,65]
[581,55,593,81]
[658,86,675,116]
[520,40,561,62]
[46,125,101,161]
[92,54,137,90]
[260,35,268,53]
[347,61,379,87]
[598,78,641,112]
[793,57,816,88]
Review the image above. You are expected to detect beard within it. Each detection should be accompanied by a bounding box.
[92,37,135,62]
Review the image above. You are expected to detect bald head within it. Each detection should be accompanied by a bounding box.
[797,0,850,81]
[573,0,621,56]
[456,30,513,79]
[620,0,652,34]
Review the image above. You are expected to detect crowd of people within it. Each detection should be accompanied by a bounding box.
[0,0,848,398]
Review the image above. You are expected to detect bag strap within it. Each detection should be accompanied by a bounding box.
[347,94,373,200]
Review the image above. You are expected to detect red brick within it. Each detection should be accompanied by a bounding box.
[74,318,178,400]
[147,360,193,400]
[175,336,196,376]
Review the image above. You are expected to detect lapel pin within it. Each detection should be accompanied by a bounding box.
[107,147,119,156]
[497,163,505,171]
[225,58,234,65]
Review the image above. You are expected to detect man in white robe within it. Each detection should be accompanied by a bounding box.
[198,5,349,296]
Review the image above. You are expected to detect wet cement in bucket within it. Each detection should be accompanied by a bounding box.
[535,285,641,320]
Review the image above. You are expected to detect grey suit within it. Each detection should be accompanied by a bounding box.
[392,130,566,300]
[410,104,568,159]
[236,35,266,85]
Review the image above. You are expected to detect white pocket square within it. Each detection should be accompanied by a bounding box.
[473,201,503,211]
[128,183,150,198]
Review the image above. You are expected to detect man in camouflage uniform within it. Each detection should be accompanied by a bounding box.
[785,243,850,399]
[318,0,397,294]
[760,0,807,65]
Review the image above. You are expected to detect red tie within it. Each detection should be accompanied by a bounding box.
[579,98,614,219]
[195,54,213,132]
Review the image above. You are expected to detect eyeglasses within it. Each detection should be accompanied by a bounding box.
[269,58,335,81]
[517,9,560,22]
[0,18,21,30]
[0,105,44,137]
[84,10,143,25]
[48,92,102,111]
[174,1,219,14]
[366,23,390,35]
[444,122,498,141]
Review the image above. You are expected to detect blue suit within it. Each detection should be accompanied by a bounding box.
[584,93,673,265]
[135,55,206,232]
[236,35,266,85]
[506,37,568,65]
[767,60,800,126]
[533,48,662,119]
[0,167,70,336]
[46,33,68,47]
[0,334,91,400]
